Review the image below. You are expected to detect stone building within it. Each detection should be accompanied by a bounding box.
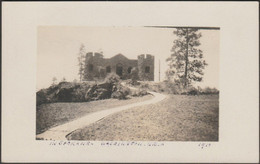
[83,52,154,81]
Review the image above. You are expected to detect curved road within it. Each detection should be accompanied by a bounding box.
[36,87,166,141]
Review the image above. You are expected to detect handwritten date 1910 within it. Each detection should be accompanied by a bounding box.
[198,143,211,149]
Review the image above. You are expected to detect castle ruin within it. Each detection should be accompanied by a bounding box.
[83,52,154,81]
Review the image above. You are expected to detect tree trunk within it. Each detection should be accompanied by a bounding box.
[184,28,189,88]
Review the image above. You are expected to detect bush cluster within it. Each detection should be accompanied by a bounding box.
[139,81,219,95]
[111,84,131,100]
[104,73,120,84]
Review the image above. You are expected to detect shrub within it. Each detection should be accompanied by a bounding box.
[130,67,139,81]
[139,81,182,94]
[201,87,219,94]
[187,88,200,95]
[37,82,95,105]
[104,73,120,84]
[36,89,49,106]
[179,86,219,95]
[111,84,131,100]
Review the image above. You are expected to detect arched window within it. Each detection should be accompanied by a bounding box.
[106,66,111,73]
[127,67,132,74]
[89,64,93,72]
[145,66,150,73]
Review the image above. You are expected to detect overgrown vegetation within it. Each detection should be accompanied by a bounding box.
[37,73,149,106]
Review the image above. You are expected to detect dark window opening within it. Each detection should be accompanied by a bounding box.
[116,64,123,76]
[127,67,132,74]
[89,64,93,72]
[145,66,150,73]
[106,66,111,73]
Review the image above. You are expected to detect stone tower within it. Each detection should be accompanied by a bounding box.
[137,54,154,81]
[84,52,105,80]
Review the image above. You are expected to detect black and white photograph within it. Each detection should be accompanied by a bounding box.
[36,26,220,141]
[2,2,258,163]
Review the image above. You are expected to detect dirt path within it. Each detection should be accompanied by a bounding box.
[36,88,166,140]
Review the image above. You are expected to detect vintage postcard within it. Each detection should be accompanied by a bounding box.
[2,2,259,163]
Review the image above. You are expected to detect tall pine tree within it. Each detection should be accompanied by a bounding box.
[77,44,86,82]
[166,28,207,88]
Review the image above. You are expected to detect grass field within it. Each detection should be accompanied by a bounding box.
[36,95,153,134]
[66,94,219,141]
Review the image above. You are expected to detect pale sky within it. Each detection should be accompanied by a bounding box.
[37,26,219,90]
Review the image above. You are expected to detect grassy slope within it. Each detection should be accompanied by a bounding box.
[67,95,219,141]
[36,95,153,134]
